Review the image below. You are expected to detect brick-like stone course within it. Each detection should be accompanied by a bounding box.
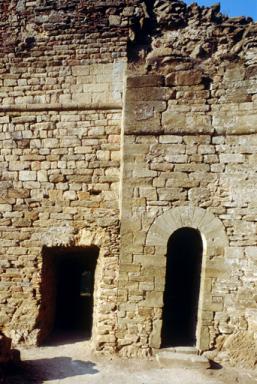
[0,0,257,369]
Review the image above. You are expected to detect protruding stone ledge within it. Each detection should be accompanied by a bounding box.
[0,102,122,113]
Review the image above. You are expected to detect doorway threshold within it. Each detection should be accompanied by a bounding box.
[156,346,210,369]
[42,330,91,347]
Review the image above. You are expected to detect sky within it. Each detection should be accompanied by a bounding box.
[184,0,257,21]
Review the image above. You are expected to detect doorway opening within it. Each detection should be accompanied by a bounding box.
[161,227,203,347]
[39,246,99,345]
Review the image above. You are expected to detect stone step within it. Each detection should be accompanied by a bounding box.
[156,348,210,369]
[161,346,198,355]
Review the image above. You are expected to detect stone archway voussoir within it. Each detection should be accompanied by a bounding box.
[146,206,228,248]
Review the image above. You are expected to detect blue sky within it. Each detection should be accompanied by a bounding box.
[184,1,257,21]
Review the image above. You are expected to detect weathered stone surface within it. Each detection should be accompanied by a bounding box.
[0,0,256,370]
[175,70,203,86]
[127,75,165,88]
[223,332,257,369]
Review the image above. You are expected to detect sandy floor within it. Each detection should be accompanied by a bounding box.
[1,336,257,384]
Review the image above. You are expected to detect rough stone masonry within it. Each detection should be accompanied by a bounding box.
[0,0,256,369]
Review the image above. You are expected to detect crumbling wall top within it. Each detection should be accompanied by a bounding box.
[1,0,256,67]
[130,1,257,72]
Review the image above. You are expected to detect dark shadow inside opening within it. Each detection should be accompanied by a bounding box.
[161,227,203,347]
[39,246,99,345]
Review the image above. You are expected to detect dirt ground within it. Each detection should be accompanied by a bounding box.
[1,336,257,384]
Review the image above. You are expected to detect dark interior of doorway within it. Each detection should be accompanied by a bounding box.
[161,227,203,347]
[40,246,99,345]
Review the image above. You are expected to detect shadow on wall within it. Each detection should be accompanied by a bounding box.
[0,357,98,384]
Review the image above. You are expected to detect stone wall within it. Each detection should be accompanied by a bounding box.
[0,0,138,352]
[0,0,257,369]
[0,107,121,347]
[119,44,257,365]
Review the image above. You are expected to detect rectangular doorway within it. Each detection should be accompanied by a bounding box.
[39,246,99,344]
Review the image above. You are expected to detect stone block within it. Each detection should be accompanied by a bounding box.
[37,170,48,182]
[15,96,33,104]
[120,264,141,273]
[149,319,162,348]
[133,254,165,267]
[0,116,10,123]
[225,247,244,260]
[245,247,257,258]
[49,190,63,201]
[156,350,210,369]
[164,154,188,163]
[175,70,203,86]
[72,93,92,104]
[213,112,257,134]
[139,187,157,200]
[124,116,161,134]
[19,171,37,181]
[162,111,186,132]
[158,188,185,201]
[109,15,121,26]
[198,326,210,351]
[42,138,58,148]
[188,187,211,203]
[204,298,224,312]
[141,291,163,308]
[63,191,77,200]
[0,204,12,212]
[72,66,90,76]
[139,282,155,291]
[185,114,212,133]
[162,110,212,134]
[224,65,245,82]
[126,87,173,102]
[133,168,157,178]
[127,75,164,88]
[219,154,245,163]
[159,135,182,144]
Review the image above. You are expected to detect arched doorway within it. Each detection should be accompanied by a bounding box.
[161,227,203,347]
[146,206,228,350]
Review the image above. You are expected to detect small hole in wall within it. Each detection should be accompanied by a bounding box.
[202,76,213,90]
[89,190,101,195]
